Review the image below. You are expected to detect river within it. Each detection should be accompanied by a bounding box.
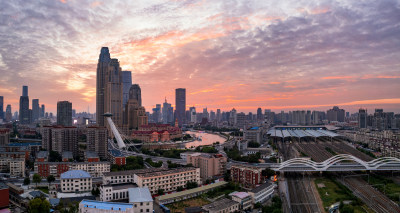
[183,131,227,148]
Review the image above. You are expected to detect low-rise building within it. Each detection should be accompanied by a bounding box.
[108,149,126,166]
[248,182,275,204]
[230,165,263,189]
[103,168,169,185]
[36,151,49,162]
[85,151,100,162]
[230,192,252,210]
[35,161,110,178]
[202,198,239,213]
[60,170,92,193]
[79,199,135,213]
[134,167,201,194]
[128,187,153,213]
[0,157,25,177]
[100,183,135,202]
[187,153,227,181]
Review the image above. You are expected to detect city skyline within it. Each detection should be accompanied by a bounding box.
[1,0,400,114]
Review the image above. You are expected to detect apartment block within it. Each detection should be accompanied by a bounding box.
[60,170,92,193]
[35,161,110,178]
[187,153,227,180]
[230,165,263,189]
[0,158,25,177]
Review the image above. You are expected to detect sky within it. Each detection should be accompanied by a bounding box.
[0,0,400,114]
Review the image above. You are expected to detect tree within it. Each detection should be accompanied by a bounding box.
[24,177,31,186]
[262,168,275,178]
[157,188,164,195]
[49,151,61,162]
[28,197,50,213]
[248,141,261,148]
[33,173,42,188]
[177,186,184,192]
[47,175,55,187]
[185,181,198,189]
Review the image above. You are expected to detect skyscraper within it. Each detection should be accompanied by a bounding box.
[129,84,142,106]
[40,104,45,118]
[19,86,30,124]
[57,101,72,126]
[0,96,3,120]
[327,106,345,122]
[216,109,221,122]
[104,59,123,127]
[96,47,111,127]
[175,88,186,127]
[257,108,262,121]
[162,98,173,124]
[358,108,367,129]
[32,99,40,122]
[5,105,11,122]
[124,86,148,130]
[122,71,132,107]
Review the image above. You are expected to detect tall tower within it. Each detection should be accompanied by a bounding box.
[175,88,186,127]
[96,47,111,127]
[358,108,367,129]
[0,96,3,120]
[129,84,142,106]
[104,59,123,127]
[19,86,30,124]
[32,99,40,122]
[122,71,132,107]
[57,101,72,126]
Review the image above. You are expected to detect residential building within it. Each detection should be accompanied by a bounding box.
[108,149,126,166]
[57,101,72,126]
[327,106,345,123]
[175,88,186,127]
[100,183,135,202]
[244,127,263,143]
[230,192,252,210]
[128,187,153,213]
[34,161,110,177]
[86,126,108,159]
[79,200,135,213]
[186,153,227,181]
[134,167,201,194]
[60,170,92,193]
[231,165,263,189]
[0,158,25,177]
[102,168,169,186]
[19,86,30,124]
[248,182,275,204]
[202,198,239,213]
[51,126,78,156]
[358,108,368,129]
[0,129,10,146]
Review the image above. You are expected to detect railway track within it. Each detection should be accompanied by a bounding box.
[287,174,321,213]
[342,177,400,213]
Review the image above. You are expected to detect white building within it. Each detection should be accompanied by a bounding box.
[102,168,169,185]
[230,192,252,210]
[248,182,275,204]
[61,170,92,193]
[100,183,135,202]
[79,199,134,213]
[128,187,153,213]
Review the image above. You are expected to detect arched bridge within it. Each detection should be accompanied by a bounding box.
[271,154,400,172]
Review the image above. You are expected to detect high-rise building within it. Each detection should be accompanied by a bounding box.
[229,108,237,126]
[32,99,40,122]
[129,84,142,106]
[175,88,186,127]
[57,101,72,126]
[162,98,173,124]
[19,86,30,124]
[51,126,78,157]
[152,104,161,123]
[327,106,345,122]
[96,47,111,127]
[202,108,209,120]
[187,153,227,181]
[216,109,221,122]
[257,108,262,121]
[122,71,132,107]
[189,107,196,123]
[104,59,123,127]
[0,96,3,120]
[86,126,108,159]
[210,110,216,121]
[5,105,11,122]
[358,108,367,129]
[40,104,45,118]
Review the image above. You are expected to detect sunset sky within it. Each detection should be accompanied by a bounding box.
[1,0,400,114]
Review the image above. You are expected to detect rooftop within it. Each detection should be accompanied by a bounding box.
[110,183,137,191]
[62,151,73,159]
[37,151,49,158]
[250,182,273,194]
[136,167,197,178]
[109,149,123,157]
[80,199,134,211]
[85,151,99,158]
[230,191,250,199]
[61,170,91,179]
[157,181,227,201]
[128,187,153,203]
[104,167,169,177]
[202,198,238,211]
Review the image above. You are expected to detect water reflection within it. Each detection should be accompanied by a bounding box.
[184,131,226,148]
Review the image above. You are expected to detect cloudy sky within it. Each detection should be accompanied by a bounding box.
[1,0,400,114]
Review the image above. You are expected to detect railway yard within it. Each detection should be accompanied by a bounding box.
[277,137,399,213]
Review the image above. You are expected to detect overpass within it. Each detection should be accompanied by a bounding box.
[271,154,400,172]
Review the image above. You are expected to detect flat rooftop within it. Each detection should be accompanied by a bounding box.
[136,167,197,178]
[80,199,134,211]
[202,198,238,211]
[104,167,169,177]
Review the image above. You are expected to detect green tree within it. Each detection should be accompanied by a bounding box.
[157,188,164,195]
[262,168,275,178]
[185,181,198,189]
[28,197,50,213]
[24,177,31,186]
[49,151,61,162]
[177,186,184,192]
[47,175,55,187]
[33,173,42,188]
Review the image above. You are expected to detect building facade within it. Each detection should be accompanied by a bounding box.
[187,153,227,181]
[57,101,72,126]
[87,126,108,159]
[60,170,92,193]
[175,88,186,127]
[19,86,30,124]
[230,165,263,189]
[35,161,110,177]
[79,200,135,213]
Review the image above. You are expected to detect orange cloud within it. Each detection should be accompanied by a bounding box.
[322,76,354,80]
[362,75,400,79]
[60,0,67,3]
[268,82,281,85]
[190,89,216,95]
[91,1,102,8]
[311,7,330,14]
